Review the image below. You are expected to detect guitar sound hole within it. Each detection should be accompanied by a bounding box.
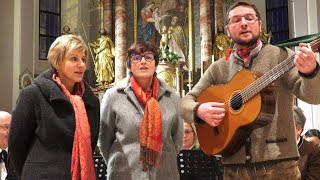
[230,93,243,111]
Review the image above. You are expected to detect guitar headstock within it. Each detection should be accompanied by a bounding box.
[310,35,320,52]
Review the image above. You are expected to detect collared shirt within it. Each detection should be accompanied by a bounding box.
[233,41,263,67]
[297,136,303,149]
[0,148,7,180]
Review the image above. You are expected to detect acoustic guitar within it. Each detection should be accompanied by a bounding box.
[196,36,320,157]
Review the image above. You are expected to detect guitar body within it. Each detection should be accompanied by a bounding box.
[196,69,275,157]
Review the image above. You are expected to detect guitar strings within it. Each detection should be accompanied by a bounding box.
[222,37,320,111]
[243,37,320,99]
[229,38,320,109]
[222,55,295,110]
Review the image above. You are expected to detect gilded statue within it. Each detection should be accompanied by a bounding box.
[260,27,272,44]
[62,25,72,35]
[168,15,188,69]
[213,26,232,60]
[89,28,115,87]
[159,25,172,50]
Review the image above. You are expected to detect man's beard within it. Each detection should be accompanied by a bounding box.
[232,34,259,46]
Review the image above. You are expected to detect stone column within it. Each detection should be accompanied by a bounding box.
[187,0,194,91]
[200,0,212,73]
[214,0,224,31]
[103,0,113,35]
[114,0,127,82]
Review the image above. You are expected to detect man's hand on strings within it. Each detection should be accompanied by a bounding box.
[294,43,317,75]
[196,102,225,127]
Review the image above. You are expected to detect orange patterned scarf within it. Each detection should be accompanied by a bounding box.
[130,76,162,170]
[53,74,96,180]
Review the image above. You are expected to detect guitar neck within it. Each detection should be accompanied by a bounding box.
[240,35,320,103]
[240,56,295,103]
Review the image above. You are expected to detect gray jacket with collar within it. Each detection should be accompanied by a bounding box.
[99,76,183,180]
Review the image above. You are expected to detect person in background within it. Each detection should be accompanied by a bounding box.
[304,129,320,145]
[294,106,320,180]
[180,1,320,179]
[8,34,100,179]
[99,41,183,179]
[182,122,200,150]
[0,111,11,179]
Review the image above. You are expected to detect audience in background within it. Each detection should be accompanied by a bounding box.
[304,129,320,145]
[294,106,320,179]
[0,111,11,179]
[293,106,320,180]
[183,122,200,150]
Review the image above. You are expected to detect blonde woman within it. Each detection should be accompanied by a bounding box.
[182,122,200,150]
[9,34,100,179]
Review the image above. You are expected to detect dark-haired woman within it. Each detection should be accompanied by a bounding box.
[99,41,183,179]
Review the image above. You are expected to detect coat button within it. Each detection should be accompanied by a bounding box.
[246,138,250,142]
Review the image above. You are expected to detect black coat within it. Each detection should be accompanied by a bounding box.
[297,137,320,180]
[8,69,100,179]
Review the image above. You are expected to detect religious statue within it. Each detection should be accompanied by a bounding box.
[168,15,188,69]
[213,26,232,61]
[89,28,115,87]
[159,25,171,50]
[62,25,72,35]
[260,27,272,44]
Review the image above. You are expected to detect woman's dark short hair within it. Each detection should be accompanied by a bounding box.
[126,41,159,68]
[305,129,320,138]
[226,1,261,22]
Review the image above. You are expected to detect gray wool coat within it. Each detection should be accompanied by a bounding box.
[99,76,183,180]
[180,44,320,164]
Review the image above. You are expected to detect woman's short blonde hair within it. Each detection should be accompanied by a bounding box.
[47,34,88,70]
[190,123,200,150]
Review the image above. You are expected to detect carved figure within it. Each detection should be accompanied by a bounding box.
[168,16,188,68]
[260,27,272,44]
[213,26,232,60]
[159,26,172,50]
[90,28,115,86]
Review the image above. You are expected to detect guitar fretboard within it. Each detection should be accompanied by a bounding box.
[240,36,320,103]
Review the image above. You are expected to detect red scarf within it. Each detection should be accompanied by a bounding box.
[53,74,96,180]
[130,76,162,170]
[225,40,260,62]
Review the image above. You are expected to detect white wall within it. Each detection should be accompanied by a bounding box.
[247,0,267,29]
[290,0,320,132]
[0,0,14,112]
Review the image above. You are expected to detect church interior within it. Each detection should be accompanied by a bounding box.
[1,0,320,179]
[1,0,320,163]
[1,0,320,137]
[3,0,319,131]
